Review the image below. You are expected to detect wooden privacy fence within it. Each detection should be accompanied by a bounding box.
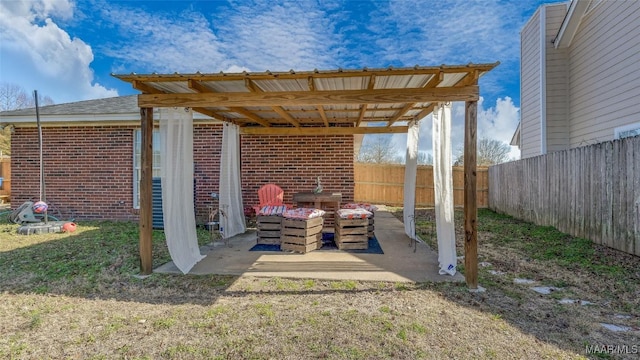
[354,163,489,208]
[489,135,640,256]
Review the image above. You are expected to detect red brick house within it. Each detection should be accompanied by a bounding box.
[0,95,355,222]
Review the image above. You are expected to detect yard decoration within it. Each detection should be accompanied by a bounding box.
[32,201,48,214]
[313,176,323,194]
[62,222,77,233]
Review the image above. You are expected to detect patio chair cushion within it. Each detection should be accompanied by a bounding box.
[342,203,378,212]
[257,205,288,216]
[282,207,326,220]
[337,208,373,219]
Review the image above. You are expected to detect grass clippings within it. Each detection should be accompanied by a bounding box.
[0,210,638,359]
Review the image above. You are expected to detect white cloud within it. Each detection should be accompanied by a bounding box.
[0,0,118,103]
[364,0,540,97]
[99,0,343,74]
[214,0,343,71]
[98,6,230,73]
[478,96,521,159]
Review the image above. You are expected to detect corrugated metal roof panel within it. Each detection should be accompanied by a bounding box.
[405,109,423,117]
[325,110,355,119]
[324,104,360,111]
[149,82,194,93]
[248,106,272,112]
[280,105,316,111]
[253,79,308,92]
[374,74,431,89]
[437,73,467,87]
[203,80,249,92]
[314,76,369,91]
[222,112,243,119]
[366,110,397,118]
[257,112,281,119]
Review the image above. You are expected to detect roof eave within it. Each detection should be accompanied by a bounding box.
[510,122,521,147]
[553,0,590,49]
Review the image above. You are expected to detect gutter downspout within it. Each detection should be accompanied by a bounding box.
[540,6,547,155]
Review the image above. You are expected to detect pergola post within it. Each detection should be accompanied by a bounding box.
[464,101,478,288]
[139,107,154,275]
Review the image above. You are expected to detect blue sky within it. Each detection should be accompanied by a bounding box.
[0,0,558,159]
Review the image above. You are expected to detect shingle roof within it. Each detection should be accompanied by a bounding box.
[0,95,138,117]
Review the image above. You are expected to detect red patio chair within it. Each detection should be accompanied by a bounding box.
[252,183,286,215]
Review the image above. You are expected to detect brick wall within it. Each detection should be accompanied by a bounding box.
[11,126,354,221]
[11,124,224,221]
[240,135,355,209]
[193,125,223,221]
[12,126,137,220]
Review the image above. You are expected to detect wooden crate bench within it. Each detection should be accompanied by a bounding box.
[257,215,282,245]
[368,214,375,238]
[280,216,323,253]
[335,217,369,250]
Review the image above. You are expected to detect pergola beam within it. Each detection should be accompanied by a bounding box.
[388,71,444,127]
[387,103,415,127]
[317,106,329,127]
[244,78,300,127]
[272,107,301,127]
[188,80,251,124]
[133,80,162,94]
[356,74,376,127]
[192,107,229,122]
[138,86,479,108]
[240,125,409,136]
[249,105,435,114]
[228,107,272,127]
[188,79,212,93]
[412,103,437,122]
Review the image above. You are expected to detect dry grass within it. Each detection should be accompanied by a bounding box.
[0,210,638,359]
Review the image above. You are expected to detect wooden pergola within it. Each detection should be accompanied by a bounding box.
[114,62,499,289]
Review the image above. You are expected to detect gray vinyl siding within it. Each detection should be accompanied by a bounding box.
[567,0,640,147]
[520,10,542,159]
[544,4,570,153]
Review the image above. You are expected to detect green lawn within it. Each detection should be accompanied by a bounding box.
[0,210,638,359]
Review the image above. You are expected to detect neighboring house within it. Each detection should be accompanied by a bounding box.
[0,96,355,221]
[513,0,640,158]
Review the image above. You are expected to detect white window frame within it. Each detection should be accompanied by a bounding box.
[614,122,640,140]
[133,129,161,209]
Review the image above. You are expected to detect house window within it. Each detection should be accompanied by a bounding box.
[133,129,161,209]
[614,122,640,140]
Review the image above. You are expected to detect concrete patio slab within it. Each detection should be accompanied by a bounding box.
[154,210,464,283]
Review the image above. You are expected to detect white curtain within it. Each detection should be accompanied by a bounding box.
[219,123,246,238]
[160,107,205,274]
[432,102,457,276]
[403,119,420,237]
